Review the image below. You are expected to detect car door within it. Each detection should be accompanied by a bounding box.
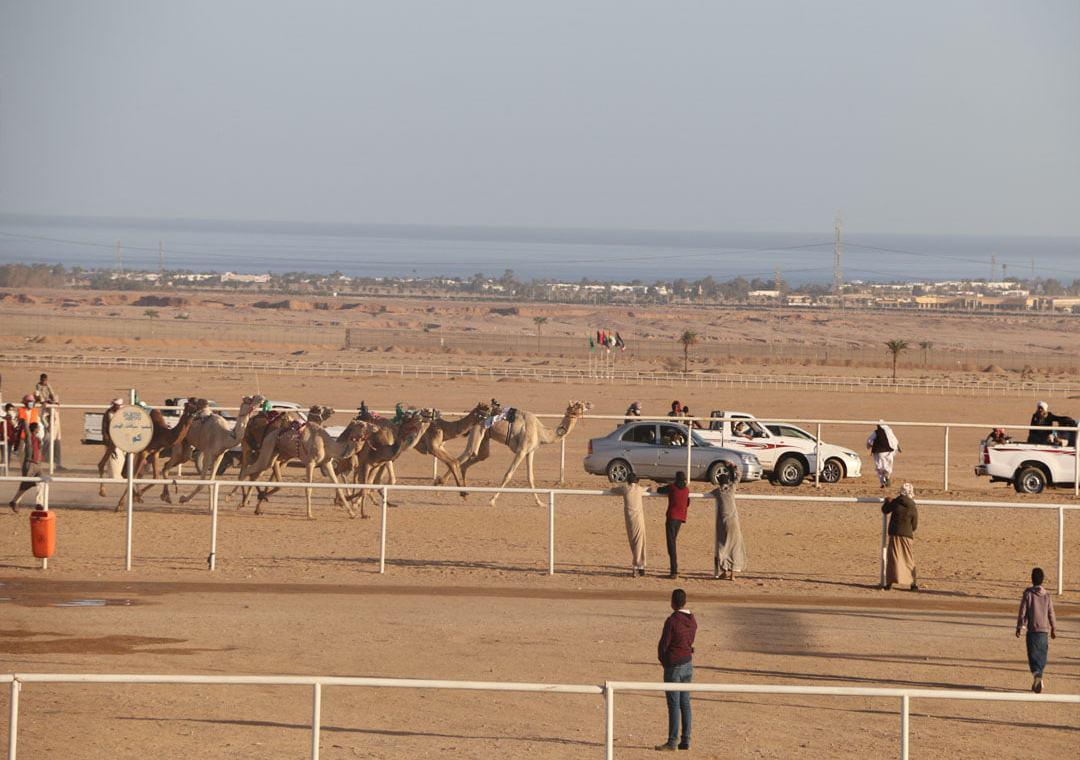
[656,424,695,479]
[617,423,661,476]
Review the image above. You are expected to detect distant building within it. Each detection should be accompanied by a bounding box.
[222,272,271,284]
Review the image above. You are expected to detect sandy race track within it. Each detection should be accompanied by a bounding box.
[1,362,1078,758]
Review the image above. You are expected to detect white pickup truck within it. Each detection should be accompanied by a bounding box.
[696,410,863,486]
[976,440,1077,494]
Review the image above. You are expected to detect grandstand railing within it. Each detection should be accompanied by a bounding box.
[3,672,1077,760]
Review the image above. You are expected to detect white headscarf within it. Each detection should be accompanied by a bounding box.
[900,482,914,498]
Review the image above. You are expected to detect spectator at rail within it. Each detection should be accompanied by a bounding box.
[98,398,125,487]
[657,471,690,579]
[712,463,746,580]
[624,401,643,425]
[881,483,918,591]
[8,421,44,512]
[34,373,57,404]
[3,404,17,457]
[610,472,648,576]
[682,406,703,429]
[985,427,1011,445]
[16,395,40,444]
[1015,567,1057,694]
[1026,401,1053,445]
[866,421,900,488]
[667,400,684,418]
[655,588,696,752]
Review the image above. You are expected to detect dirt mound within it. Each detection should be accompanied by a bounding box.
[133,295,188,308]
[982,364,1007,374]
[488,307,519,317]
[253,299,313,311]
[0,293,38,304]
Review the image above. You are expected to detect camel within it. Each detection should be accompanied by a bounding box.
[451,400,591,507]
[343,407,436,514]
[237,417,376,518]
[416,400,493,492]
[167,395,264,507]
[113,398,204,511]
[230,403,334,504]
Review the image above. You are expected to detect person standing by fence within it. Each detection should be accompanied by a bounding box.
[1015,567,1057,693]
[655,588,696,752]
[611,473,648,576]
[9,421,44,512]
[657,471,690,579]
[867,421,900,487]
[712,463,746,580]
[881,483,918,591]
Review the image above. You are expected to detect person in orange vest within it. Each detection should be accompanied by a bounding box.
[16,395,40,442]
[9,421,44,512]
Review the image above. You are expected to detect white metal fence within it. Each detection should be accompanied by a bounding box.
[4,672,1077,760]
[4,475,1076,595]
[8,352,1080,396]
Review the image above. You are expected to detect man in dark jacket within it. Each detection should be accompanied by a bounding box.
[881,483,918,591]
[656,588,697,751]
[1027,402,1053,444]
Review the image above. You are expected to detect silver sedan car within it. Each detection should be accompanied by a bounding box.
[584,421,764,484]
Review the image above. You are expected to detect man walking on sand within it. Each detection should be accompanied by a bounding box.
[867,421,900,487]
[1016,567,1057,693]
[656,588,696,751]
[611,472,648,576]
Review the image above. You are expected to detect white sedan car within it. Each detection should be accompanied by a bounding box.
[761,422,863,484]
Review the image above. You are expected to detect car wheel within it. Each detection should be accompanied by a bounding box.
[606,459,633,483]
[1014,466,1046,494]
[820,458,845,484]
[774,456,806,487]
[707,461,732,485]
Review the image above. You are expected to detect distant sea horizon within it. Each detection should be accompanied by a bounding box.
[0,213,1077,286]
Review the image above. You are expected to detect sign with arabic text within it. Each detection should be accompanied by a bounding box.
[108,405,154,454]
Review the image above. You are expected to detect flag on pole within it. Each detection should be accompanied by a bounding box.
[615,332,626,351]
[588,335,595,351]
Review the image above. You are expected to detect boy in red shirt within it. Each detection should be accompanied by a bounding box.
[657,471,690,578]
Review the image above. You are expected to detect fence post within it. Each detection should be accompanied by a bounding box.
[559,437,566,485]
[1073,435,1078,497]
[310,682,321,760]
[943,426,950,491]
[548,491,555,575]
[2,416,7,477]
[379,487,388,574]
[209,482,219,572]
[7,679,19,760]
[685,422,692,476]
[604,682,615,760]
[432,456,438,483]
[879,510,888,588]
[814,423,822,487]
[47,405,56,475]
[125,451,134,572]
[1058,506,1065,596]
[40,482,49,571]
[899,694,909,760]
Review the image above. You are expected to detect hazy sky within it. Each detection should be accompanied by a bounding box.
[1,1,1077,235]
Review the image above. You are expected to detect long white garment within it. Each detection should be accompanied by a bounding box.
[872,451,895,485]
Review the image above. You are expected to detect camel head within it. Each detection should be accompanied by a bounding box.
[181,399,200,416]
[240,395,266,418]
[470,400,493,422]
[555,400,591,436]
[193,398,213,416]
[308,405,335,425]
[342,418,376,443]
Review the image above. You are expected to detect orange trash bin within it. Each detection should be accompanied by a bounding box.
[30,509,55,559]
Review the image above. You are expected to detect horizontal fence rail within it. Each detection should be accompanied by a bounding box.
[3,474,1075,593]
[4,672,1077,760]
[6,352,1079,396]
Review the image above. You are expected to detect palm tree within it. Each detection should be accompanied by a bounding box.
[533,316,548,352]
[679,330,699,373]
[918,340,933,367]
[885,339,910,381]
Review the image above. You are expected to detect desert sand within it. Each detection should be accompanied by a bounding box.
[0,294,1077,758]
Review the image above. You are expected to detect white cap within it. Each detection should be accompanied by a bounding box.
[1037,401,1049,410]
[111,398,124,406]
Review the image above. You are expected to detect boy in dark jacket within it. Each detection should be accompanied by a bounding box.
[656,588,697,751]
[1016,567,1057,693]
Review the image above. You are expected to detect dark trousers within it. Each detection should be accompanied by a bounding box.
[665,519,683,574]
[14,460,42,501]
[663,661,692,745]
[1026,631,1048,676]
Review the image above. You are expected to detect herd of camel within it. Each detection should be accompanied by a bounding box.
[98,397,592,518]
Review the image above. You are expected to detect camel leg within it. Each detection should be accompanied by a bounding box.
[321,461,357,519]
[253,459,284,515]
[97,446,115,497]
[158,444,193,504]
[443,433,490,487]
[526,449,544,507]
[489,448,528,507]
[116,452,147,512]
[432,444,468,498]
